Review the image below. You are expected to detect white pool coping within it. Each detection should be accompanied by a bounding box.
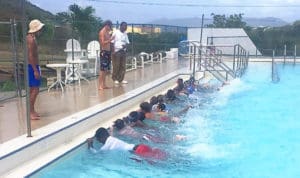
[249,57,300,62]
[1,68,192,178]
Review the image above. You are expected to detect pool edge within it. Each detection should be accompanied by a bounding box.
[1,69,192,177]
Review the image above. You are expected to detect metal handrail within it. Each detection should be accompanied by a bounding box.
[272,50,280,83]
[184,40,249,82]
[199,47,234,80]
[202,48,235,77]
[201,61,227,82]
[233,44,248,75]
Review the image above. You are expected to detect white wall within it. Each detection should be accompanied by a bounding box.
[187,28,261,55]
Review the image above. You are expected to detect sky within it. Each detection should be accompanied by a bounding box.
[30,0,300,23]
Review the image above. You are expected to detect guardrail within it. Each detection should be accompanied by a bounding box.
[271,50,280,83]
[179,40,249,82]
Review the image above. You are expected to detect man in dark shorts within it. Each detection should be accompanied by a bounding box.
[27,19,44,120]
[100,51,111,71]
[98,20,113,90]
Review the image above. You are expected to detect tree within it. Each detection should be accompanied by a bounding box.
[226,14,246,28]
[292,20,300,35]
[210,13,226,28]
[210,13,246,28]
[55,12,71,24]
[55,4,102,43]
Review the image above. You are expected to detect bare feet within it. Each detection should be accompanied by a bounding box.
[33,112,41,117]
[30,114,40,120]
[98,86,112,90]
[30,112,41,120]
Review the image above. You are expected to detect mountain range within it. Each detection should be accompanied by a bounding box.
[149,17,289,27]
[0,0,54,21]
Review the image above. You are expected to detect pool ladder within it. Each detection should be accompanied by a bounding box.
[188,42,249,83]
[272,50,280,83]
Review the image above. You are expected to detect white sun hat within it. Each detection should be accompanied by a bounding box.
[28,19,45,33]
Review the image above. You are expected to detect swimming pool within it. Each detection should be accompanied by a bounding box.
[28,63,300,178]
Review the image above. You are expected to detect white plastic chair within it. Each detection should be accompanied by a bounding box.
[126,56,137,71]
[64,39,88,82]
[64,39,86,63]
[87,41,100,75]
[137,52,152,68]
[151,52,161,63]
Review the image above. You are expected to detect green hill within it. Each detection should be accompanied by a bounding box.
[0,0,55,21]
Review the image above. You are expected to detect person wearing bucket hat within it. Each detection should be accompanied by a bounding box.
[27,19,44,120]
[28,19,44,33]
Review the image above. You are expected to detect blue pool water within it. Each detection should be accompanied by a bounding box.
[30,63,300,178]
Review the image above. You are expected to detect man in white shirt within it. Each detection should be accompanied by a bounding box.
[87,127,134,151]
[111,22,130,85]
[87,127,167,160]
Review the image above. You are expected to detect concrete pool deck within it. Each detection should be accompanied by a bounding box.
[0,57,192,177]
[0,58,189,143]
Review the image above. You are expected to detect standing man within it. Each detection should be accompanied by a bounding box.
[98,20,113,90]
[27,19,44,120]
[111,22,130,85]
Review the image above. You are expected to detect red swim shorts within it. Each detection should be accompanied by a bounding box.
[134,144,166,160]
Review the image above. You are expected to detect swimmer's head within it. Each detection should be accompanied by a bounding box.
[166,89,176,101]
[94,127,109,144]
[113,119,125,130]
[150,96,158,106]
[140,102,152,113]
[128,111,139,123]
[157,95,165,104]
[157,103,166,111]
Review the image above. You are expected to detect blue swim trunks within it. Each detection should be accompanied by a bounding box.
[28,64,41,87]
[100,50,111,71]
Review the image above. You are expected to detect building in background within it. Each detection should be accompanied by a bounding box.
[187,28,261,55]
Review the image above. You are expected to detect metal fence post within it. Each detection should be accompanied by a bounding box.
[198,14,204,75]
[193,45,196,77]
[284,44,286,64]
[247,52,250,68]
[256,49,258,58]
[189,44,192,70]
[272,50,275,80]
[233,45,236,72]
[131,24,134,57]
[238,46,241,71]
[13,19,22,97]
[21,0,32,137]
[237,47,241,71]
[294,45,296,65]
[71,21,75,80]
[10,19,19,97]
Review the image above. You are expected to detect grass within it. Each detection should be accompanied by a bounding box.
[0,77,48,92]
[0,47,65,92]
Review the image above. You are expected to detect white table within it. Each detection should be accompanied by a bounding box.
[46,63,69,92]
[66,60,89,85]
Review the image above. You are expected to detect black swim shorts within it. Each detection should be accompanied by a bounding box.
[100,50,111,71]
